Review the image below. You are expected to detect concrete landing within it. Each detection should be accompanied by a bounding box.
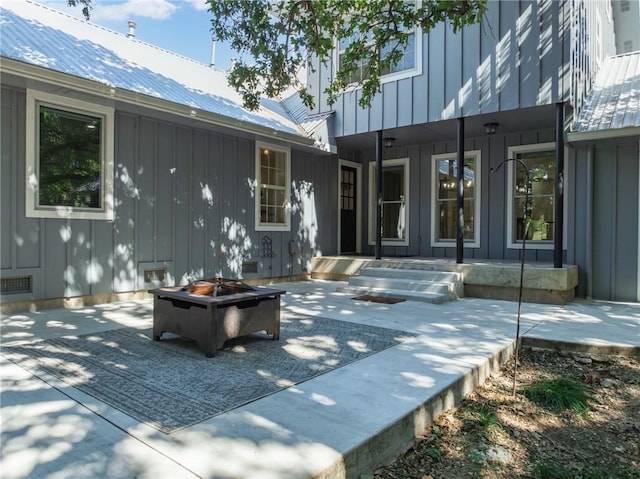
[1,280,637,479]
[312,256,579,304]
[337,267,464,304]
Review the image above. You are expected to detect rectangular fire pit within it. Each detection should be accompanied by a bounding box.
[149,278,285,357]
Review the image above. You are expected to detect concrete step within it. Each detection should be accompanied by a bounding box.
[339,266,464,304]
[336,286,451,304]
[358,267,463,283]
[347,276,457,296]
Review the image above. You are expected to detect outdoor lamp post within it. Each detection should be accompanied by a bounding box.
[492,158,531,396]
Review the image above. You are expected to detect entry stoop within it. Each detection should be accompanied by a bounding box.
[336,267,464,304]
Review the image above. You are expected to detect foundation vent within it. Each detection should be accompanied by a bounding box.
[144,268,166,283]
[242,261,258,274]
[1,276,33,294]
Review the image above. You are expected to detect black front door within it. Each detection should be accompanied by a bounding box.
[340,165,357,254]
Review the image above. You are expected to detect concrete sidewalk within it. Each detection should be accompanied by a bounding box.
[1,280,639,479]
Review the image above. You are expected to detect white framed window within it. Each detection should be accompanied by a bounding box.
[507,143,556,249]
[338,31,420,85]
[431,150,481,248]
[255,142,291,231]
[26,90,114,220]
[336,2,422,87]
[368,158,409,246]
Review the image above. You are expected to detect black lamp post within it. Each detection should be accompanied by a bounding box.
[492,158,531,396]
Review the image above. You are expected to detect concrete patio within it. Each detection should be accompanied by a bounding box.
[1,280,638,479]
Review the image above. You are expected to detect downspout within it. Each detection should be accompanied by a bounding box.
[586,145,593,299]
[456,117,465,264]
[375,130,383,259]
[554,102,565,268]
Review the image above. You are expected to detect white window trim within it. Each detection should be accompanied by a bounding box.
[25,89,114,220]
[336,34,423,90]
[430,150,481,248]
[507,142,568,250]
[255,141,291,232]
[368,157,410,246]
[334,4,423,90]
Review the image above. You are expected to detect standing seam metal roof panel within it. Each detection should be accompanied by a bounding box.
[574,52,640,133]
[0,0,305,137]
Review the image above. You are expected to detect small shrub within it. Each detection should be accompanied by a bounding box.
[623,468,640,479]
[462,403,501,435]
[533,461,576,479]
[521,377,590,413]
[425,446,443,461]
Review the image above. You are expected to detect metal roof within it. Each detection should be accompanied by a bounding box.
[573,52,640,135]
[282,93,333,134]
[280,91,335,151]
[0,0,306,138]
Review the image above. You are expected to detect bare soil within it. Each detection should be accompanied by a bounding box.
[372,347,640,479]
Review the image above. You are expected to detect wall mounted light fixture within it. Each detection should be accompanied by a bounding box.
[383,137,396,148]
[484,122,499,135]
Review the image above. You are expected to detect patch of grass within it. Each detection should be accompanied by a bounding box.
[533,456,631,479]
[424,446,443,461]
[521,377,590,413]
[623,468,640,479]
[467,448,485,464]
[532,461,576,479]
[462,403,502,435]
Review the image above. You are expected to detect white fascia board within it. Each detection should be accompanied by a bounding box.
[2,58,317,150]
[567,127,640,142]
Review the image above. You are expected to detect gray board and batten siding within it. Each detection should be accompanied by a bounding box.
[308,0,575,132]
[570,138,640,303]
[309,0,636,302]
[1,85,338,303]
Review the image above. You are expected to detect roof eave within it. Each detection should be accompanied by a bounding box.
[567,126,640,142]
[2,58,318,150]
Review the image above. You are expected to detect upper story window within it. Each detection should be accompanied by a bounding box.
[338,31,418,85]
[26,90,114,220]
[431,151,481,248]
[336,1,421,86]
[255,142,291,231]
[368,158,409,245]
[507,143,556,249]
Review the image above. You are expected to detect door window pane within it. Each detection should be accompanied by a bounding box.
[433,154,478,243]
[369,159,409,244]
[514,150,555,241]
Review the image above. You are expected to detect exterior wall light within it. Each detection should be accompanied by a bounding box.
[484,122,499,135]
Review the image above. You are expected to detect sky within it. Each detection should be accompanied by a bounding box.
[46,0,239,70]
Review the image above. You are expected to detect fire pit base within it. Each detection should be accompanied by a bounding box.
[150,283,285,357]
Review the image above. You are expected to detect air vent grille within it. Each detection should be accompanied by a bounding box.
[144,268,166,283]
[242,261,258,274]
[1,276,33,294]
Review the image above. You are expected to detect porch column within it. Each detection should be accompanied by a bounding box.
[456,117,465,264]
[554,103,564,268]
[375,130,383,259]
